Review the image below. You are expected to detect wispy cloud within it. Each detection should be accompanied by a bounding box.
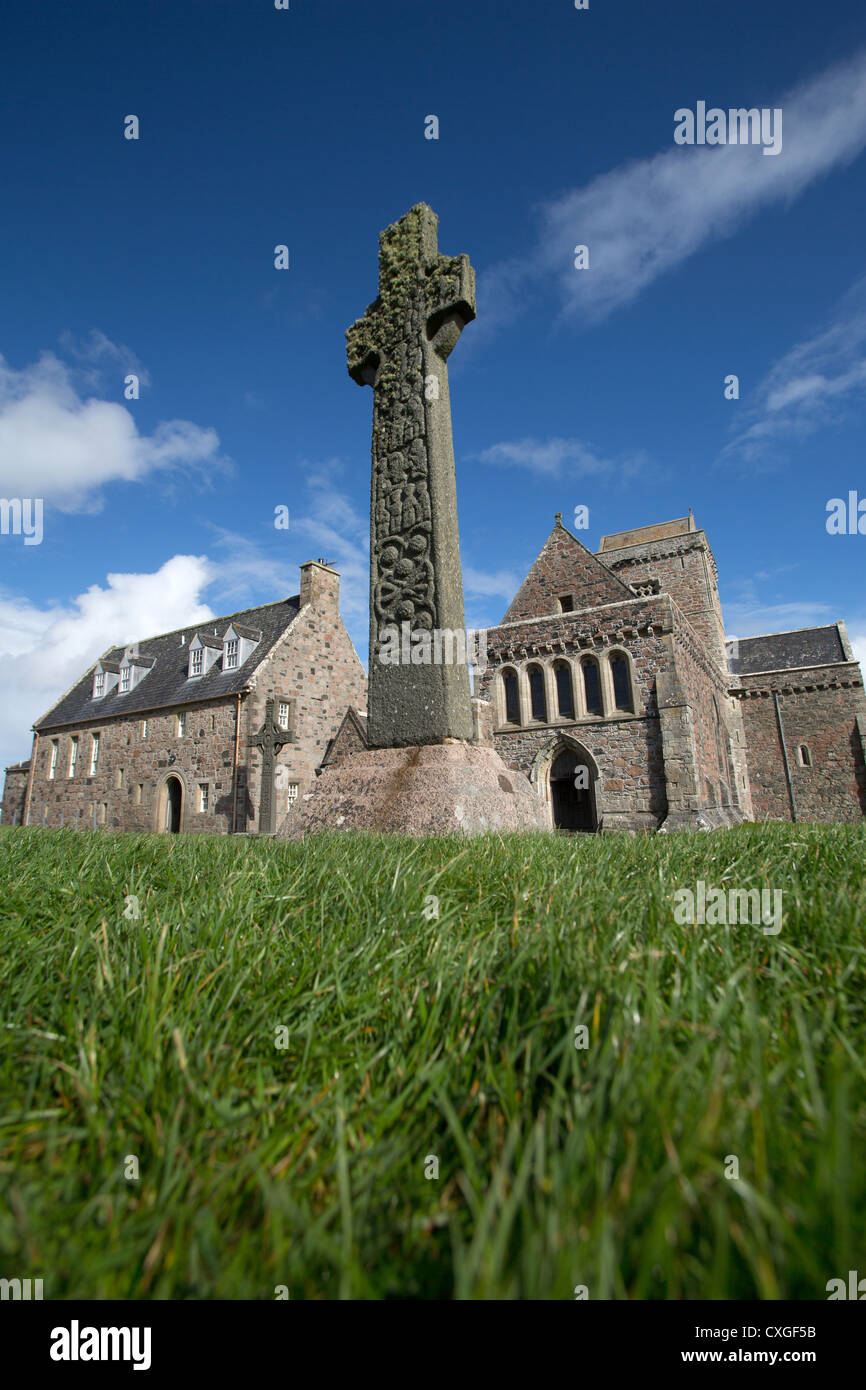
[724,599,835,638]
[847,621,866,673]
[480,50,866,332]
[474,435,647,480]
[58,329,151,392]
[722,567,835,639]
[202,462,370,641]
[721,275,866,465]
[204,526,300,605]
[463,566,521,602]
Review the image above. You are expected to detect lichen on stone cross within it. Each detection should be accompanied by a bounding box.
[345,203,477,749]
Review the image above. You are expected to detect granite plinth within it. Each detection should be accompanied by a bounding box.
[282,741,549,837]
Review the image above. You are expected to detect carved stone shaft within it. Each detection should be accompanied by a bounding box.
[248,696,291,834]
[346,203,476,748]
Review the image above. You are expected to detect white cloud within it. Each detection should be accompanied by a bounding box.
[722,276,866,464]
[0,350,226,511]
[845,621,866,673]
[204,526,300,605]
[463,566,521,601]
[0,556,215,771]
[289,465,370,639]
[206,463,372,650]
[57,329,152,392]
[480,50,866,331]
[475,435,646,479]
[723,600,835,639]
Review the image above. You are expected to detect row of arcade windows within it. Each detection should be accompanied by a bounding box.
[500,653,634,727]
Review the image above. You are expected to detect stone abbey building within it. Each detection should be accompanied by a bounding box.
[1,561,366,835]
[3,516,865,834]
[468,513,866,832]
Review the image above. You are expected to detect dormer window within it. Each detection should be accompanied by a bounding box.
[188,633,222,679]
[92,661,120,699]
[221,623,261,672]
[117,652,154,694]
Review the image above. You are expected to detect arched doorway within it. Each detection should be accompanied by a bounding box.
[549,746,597,832]
[164,776,182,833]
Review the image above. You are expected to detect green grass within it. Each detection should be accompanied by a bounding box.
[0,821,864,1300]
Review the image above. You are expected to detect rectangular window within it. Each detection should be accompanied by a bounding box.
[68,737,79,777]
[135,784,143,805]
[225,639,238,670]
[140,719,147,739]
[119,667,131,693]
[286,783,299,812]
[49,740,58,780]
[199,783,209,812]
[177,712,186,738]
[94,671,105,697]
[558,595,574,613]
[190,648,203,676]
[116,767,124,789]
[89,734,100,776]
[278,701,290,730]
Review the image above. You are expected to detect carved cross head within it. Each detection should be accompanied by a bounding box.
[345,203,476,389]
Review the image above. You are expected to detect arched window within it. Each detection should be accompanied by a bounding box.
[554,660,574,719]
[582,657,602,715]
[798,744,812,767]
[527,664,547,722]
[610,653,633,711]
[502,668,520,725]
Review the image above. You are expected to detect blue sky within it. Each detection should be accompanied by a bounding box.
[2,0,866,768]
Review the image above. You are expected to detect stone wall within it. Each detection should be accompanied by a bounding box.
[24,699,241,833]
[598,531,727,672]
[664,619,739,814]
[501,520,631,623]
[1,764,29,825]
[735,663,866,822]
[477,595,678,830]
[17,563,367,837]
[243,583,367,834]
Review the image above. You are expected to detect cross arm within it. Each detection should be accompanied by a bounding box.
[425,254,476,360]
[346,300,382,387]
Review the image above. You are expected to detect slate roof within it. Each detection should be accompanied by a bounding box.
[35,597,301,731]
[727,625,846,676]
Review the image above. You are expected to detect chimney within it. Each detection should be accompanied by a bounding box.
[299,559,340,610]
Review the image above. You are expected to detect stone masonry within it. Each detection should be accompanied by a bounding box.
[6,561,367,835]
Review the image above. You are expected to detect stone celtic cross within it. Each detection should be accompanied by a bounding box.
[346,203,476,749]
[248,696,291,834]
